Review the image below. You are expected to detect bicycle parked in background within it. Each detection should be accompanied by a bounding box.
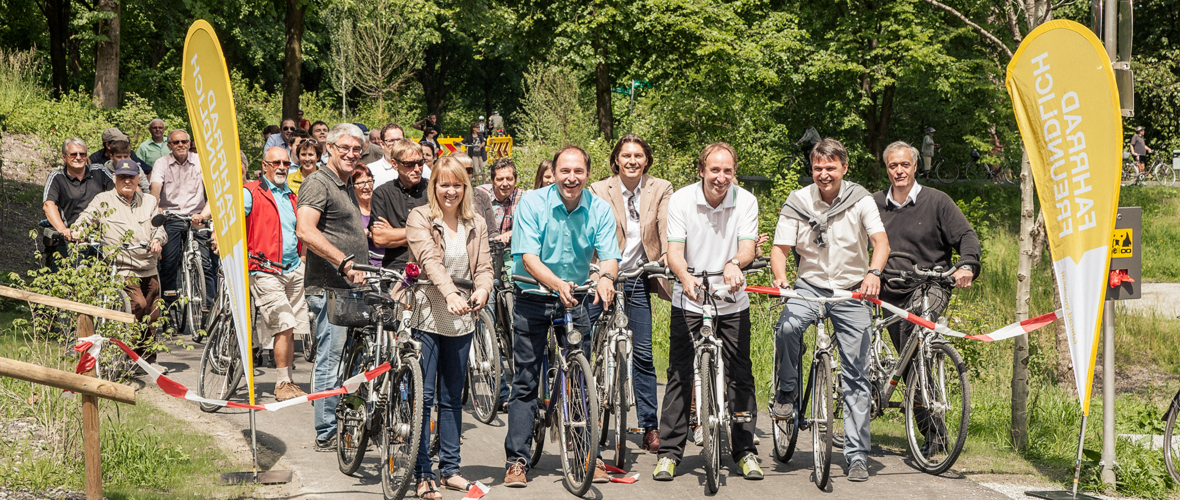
[961,149,1015,184]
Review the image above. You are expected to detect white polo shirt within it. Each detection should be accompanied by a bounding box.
[667,182,759,315]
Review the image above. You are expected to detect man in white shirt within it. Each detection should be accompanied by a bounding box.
[769,138,889,483]
[652,142,763,482]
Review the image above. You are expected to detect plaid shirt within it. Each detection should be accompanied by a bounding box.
[478,185,524,235]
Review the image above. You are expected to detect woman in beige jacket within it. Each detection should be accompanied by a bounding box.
[405,155,493,498]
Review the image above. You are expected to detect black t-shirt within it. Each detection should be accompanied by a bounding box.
[370,178,428,270]
[43,165,115,226]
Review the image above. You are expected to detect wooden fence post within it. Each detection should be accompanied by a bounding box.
[77,314,103,500]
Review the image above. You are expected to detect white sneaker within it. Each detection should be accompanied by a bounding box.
[692,426,703,446]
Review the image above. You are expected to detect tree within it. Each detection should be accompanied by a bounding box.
[92,0,119,109]
[282,0,307,122]
[352,0,436,119]
[323,5,355,118]
[37,0,72,96]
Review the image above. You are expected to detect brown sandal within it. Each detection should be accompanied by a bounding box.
[443,473,476,492]
[417,479,442,499]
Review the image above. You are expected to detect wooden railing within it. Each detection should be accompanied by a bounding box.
[0,285,137,500]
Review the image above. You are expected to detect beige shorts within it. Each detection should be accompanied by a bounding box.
[250,264,310,343]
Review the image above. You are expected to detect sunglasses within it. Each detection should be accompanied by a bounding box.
[399,159,425,169]
[170,139,190,145]
[267,160,293,167]
[282,126,297,131]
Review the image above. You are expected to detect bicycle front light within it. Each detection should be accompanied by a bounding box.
[566,329,582,345]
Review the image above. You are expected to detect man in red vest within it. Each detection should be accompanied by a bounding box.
[245,147,309,401]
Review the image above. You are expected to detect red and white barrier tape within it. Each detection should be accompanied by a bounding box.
[74,335,104,376]
[106,338,390,411]
[743,286,1061,342]
[603,464,639,483]
[463,481,491,499]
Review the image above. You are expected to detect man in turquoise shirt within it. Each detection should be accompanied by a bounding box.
[136,119,169,174]
[503,146,620,487]
[243,147,309,401]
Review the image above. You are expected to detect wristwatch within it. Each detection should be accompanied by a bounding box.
[868,269,882,277]
[728,259,741,268]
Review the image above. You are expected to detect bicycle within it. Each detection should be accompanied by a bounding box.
[870,253,972,474]
[197,271,244,412]
[653,258,766,493]
[152,212,211,342]
[962,149,1014,184]
[476,239,516,424]
[1122,151,1146,187]
[512,274,599,496]
[466,240,512,425]
[591,262,667,469]
[1144,152,1177,187]
[930,147,959,184]
[1164,385,1180,484]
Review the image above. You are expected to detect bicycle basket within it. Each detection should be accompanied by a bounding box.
[325,288,370,327]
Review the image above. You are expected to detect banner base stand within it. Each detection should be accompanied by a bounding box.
[220,470,292,485]
[1026,491,1102,500]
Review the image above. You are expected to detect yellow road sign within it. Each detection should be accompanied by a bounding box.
[1111,228,1133,258]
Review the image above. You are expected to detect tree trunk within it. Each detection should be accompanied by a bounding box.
[92,0,120,109]
[860,74,894,183]
[593,37,613,141]
[418,43,453,121]
[1011,148,1036,452]
[41,0,72,97]
[282,0,306,123]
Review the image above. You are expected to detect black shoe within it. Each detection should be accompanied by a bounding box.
[771,395,795,420]
[314,435,336,452]
[847,459,869,482]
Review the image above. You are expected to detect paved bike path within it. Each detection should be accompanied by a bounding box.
[158,339,1008,499]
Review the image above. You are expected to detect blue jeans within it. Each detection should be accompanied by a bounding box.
[503,290,592,469]
[775,279,873,463]
[586,277,658,429]
[308,292,349,442]
[414,329,472,479]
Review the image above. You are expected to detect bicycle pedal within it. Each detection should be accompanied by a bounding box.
[627,428,645,435]
[732,412,753,423]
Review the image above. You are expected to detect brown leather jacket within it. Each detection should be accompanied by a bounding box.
[588,174,674,301]
[405,205,494,299]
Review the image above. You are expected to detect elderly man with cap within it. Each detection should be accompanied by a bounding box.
[42,138,114,269]
[72,159,168,372]
[244,147,310,401]
[150,129,216,314]
[90,127,151,173]
[136,119,168,174]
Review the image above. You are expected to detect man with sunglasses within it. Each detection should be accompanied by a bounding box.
[367,123,427,190]
[244,147,310,401]
[370,138,429,270]
[150,129,216,313]
[264,118,299,157]
[136,119,168,174]
[41,138,114,269]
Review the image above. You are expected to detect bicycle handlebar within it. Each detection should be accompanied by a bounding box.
[512,274,596,297]
[885,251,977,286]
[249,252,292,272]
[352,262,475,290]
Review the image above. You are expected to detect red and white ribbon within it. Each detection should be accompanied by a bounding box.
[107,338,390,411]
[74,335,105,377]
[602,464,639,483]
[463,481,490,499]
[744,286,1061,342]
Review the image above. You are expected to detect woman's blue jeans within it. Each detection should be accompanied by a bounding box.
[414,329,472,479]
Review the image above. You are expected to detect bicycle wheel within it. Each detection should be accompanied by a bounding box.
[336,337,372,475]
[700,349,720,494]
[904,342,970,474]
[771,355,800,463]
[198,314,241,412]
[381,361,423,500]
[1164,394,1180,484]
[611,343,630,469]
[811,352,834,489]
[1122,163,1140,186]
[302,309,317,362]
[935,160,959,184]
[470,309,502,424]
[529,334,554,468]
[592,320,612,448]
[184,253,205,339]
[1156,162,1177,187]
[557,351,598,496]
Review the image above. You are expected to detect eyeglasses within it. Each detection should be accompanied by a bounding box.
[170,139,190,145]
[887,161,914,169]
[66,152,87,158]
[331,143,364,155]
[282,126,297,131]
[353,180,374,187]
[267,160,293,167]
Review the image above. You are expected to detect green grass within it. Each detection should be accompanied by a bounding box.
[0,308,257,498]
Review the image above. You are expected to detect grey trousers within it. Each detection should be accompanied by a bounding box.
[775,278,873,464]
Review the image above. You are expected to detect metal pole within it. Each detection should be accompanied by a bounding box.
[1072,414,1089,498]
[250,408,259,482]
[1101,300,1116,486]
[1103,0,1117,60]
